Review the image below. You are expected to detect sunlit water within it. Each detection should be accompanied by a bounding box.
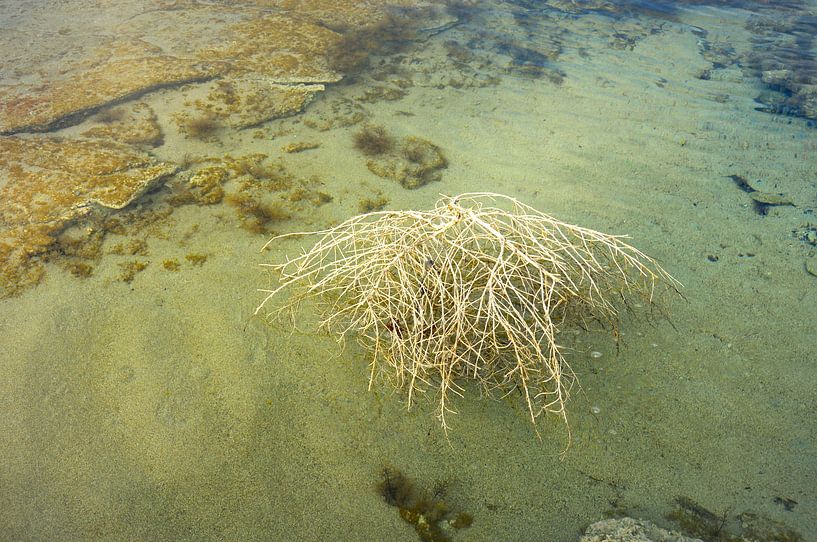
[0,1,815,540]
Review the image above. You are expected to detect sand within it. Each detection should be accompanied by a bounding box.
[0,1,814,540]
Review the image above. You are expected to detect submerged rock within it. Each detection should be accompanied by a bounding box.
[0,135,177,297]
[181,77,327,130]
[0,50,218,135]
[580,517,702,542]
[0,1,433,135]
[365,135,448,189]
[0,136,177,224]
[0,0,443,297]
[81,102,165,148]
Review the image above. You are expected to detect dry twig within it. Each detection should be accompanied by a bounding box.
[256,193,679,432]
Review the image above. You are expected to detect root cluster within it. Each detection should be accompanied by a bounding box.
[256,193,678,431]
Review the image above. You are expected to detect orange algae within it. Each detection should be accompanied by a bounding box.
[0,135,176,297]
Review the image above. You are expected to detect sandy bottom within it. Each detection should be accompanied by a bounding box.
[1,2,815,541]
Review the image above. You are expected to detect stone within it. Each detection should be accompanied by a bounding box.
[580,517,702,542]
[0,1,442,134]
[366,136,448,189]
[760,69,791,86]
[0,135,177,297]
[0,0,443,297]
[0,51,218,134]
[198,13,342,84]
[0,136,177,224]
[81,102,164,148]
[0,9,341,135]
[185,77,326,130]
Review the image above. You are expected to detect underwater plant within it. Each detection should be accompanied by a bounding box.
[353,124,395,156]
[182,113,221,141]
[257,193,678,433]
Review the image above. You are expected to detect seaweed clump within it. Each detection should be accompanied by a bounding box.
[178,112,221,142]
[96,107,127,124]
[358,194,390,213]
[354,125,448,189]
[47,226,105,279]
[377,465,472,542]
[163,153,331,235]
[225,193,291,234]
[118,260,148,283]
[185,253,208,266]
[168,165,228,206]
[353,125,395,156]
[365,135,448,189]
[325,7,438,80]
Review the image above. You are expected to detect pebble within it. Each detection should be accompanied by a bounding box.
[805,258,817,277]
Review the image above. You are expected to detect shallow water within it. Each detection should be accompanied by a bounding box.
[1,1,815,540]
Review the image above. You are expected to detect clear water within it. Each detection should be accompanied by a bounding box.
[1,1,815,540]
